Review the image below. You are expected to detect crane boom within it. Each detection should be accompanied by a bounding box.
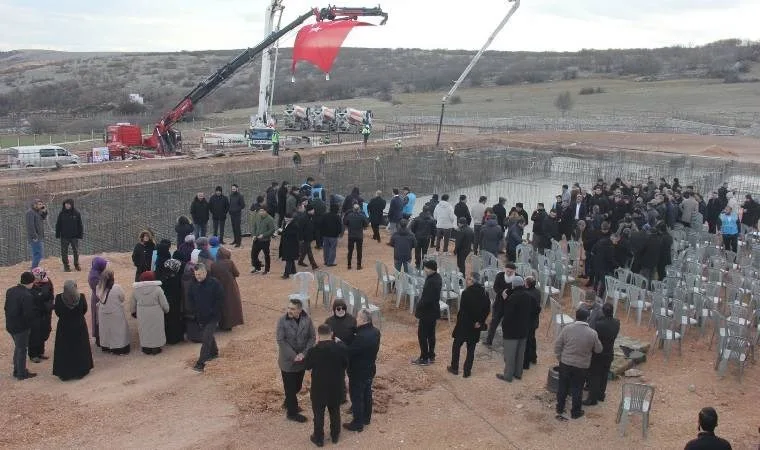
[150,4,389,153]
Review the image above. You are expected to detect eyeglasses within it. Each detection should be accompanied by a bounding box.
[335,306,346,311]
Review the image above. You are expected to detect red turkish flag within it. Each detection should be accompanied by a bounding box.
[291,20,373,78]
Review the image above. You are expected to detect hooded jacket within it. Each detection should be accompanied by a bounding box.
[26,203,47,242]
[411,212,436,241]
[433,200,457,229]
[390,227,416,262]
[479,218,503,256]
[55,199,84,240]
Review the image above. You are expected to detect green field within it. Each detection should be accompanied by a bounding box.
[211,78,760,128]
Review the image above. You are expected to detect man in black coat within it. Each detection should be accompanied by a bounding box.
[684,407,733,450]
[188,264,224,372]
[705,191,723,234]
[5,272,38,380]
[209,186,230,243]
[523,276,542,369]
[591,232,623,296]
[297,205,319,270]
[343,204,368,270]
[531,203,547,250]
[55,199,84,272]
[454,195,472,225]
[410,207,436,270]
[367,191,386,243]
[584,303,620,405]
[496,277,534,383]
[493,197,507,234]
[265,181,279,218]
[447,272,490,378]
[412,260,442,365]
[190,192,210,238]
[343,309,381,433]
[485,263,516,346]
[304,323,348,446]
[276,181,290,228]
[453,217,474,276]
[228,184,246,247]
[390,219,416,273]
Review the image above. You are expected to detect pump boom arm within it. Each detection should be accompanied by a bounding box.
[151,4,388,152]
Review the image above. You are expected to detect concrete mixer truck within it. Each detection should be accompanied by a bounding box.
[311,105,338,132]
[283,104,312,130]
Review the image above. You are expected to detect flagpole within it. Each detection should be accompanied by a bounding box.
[436,0,521,148]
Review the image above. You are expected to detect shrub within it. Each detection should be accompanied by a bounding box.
[449,95,463,105]
[554,91,574,116]
[117,98,147,115]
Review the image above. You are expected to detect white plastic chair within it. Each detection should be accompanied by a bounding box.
[289,272,314,313]
[547,298,574,337]
[374,260,396,296]
[616,383,655,439]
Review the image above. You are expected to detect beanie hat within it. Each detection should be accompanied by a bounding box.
[511,276,525,288]
[209,236,220,247]
[139,271,156,282]
[458,217,467,225]
[423,260,437,271]
[20,271,35,285]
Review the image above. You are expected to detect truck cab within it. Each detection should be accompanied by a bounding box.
[245,127,274,150]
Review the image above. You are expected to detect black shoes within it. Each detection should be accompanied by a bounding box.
[582,399,598,406]
[496,374,512,382]
[411,358,430,366]
[15,372,37,380]
[571,410,585,419]
[287,413,308,423]
[342,422,363,432]
[309,434,324,447]
[446,366,458,375]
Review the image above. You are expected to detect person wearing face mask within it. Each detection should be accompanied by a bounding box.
[484,263,517,347]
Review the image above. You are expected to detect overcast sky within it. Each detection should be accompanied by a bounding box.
[1,0,758,52]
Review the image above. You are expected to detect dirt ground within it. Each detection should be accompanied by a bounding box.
[1,228,759,450]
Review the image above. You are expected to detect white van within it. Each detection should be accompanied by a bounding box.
[4,145,80,168]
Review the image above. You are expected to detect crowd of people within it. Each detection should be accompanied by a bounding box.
[12,171,752,448]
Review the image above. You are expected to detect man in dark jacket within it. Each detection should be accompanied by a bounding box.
[684,407,733,450]
[228,184,246,247]
[343,204,368,270]
[454,217,474,276]
[209,186,230,243]
[304,323,348,446]
[411,207,436,270]
[591,232,623,296]
[493,197,507,234]
[523,276,542,369]
[705,191,723,234]
[343,309,381,433]
[277,298,316,422]
[541,209,561,250]
[5,272,37,380]
[320,204,343,267]
[454,195,472,225]
[324,299,356,345]
[26,199,47,270]
[276,181,290,228]
[390,219,416,273]
[266,181,279,218]
[297,205,319,270]
[531,203,547,250]
[188,264,224,372]
[479,215,503,257]
[447,272,490,378]
[496,277,534,383]
[387,188,404,235]
[55,199,84,272]
[367,191,386,243]
[412,260,442,365]
[506,220,524,263]
[190,192,210,238]
[584,303,620,406]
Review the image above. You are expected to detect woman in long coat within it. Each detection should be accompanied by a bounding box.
[279,217,300,279]
[29,267,54,362]
[97,268,131,354]
[211,247,243,330]
[132,230,156,282]
[87,257,108,347]
[182,252,202,343]
[158,258,185,344]
[53,280,94,381]
[131,271,170,354]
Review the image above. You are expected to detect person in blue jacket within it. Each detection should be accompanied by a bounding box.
[719,205,738,252]
[402,187,416,219]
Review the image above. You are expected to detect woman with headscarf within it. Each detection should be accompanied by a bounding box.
[29,267,55,362]
[177,234,196,262]
[97,268,130,355]
[158,258,185,344]
[53,280,93,381]
[88,256,108,347]
[182,251,202,343]
[131,271,170,355]
[211,247,242,331]
[132,229,156,282]
[175,215,194,248]
[153,239,172,272]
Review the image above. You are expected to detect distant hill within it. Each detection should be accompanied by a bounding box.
[0,39,758,130]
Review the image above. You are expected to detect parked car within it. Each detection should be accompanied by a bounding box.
[4,145,80,168]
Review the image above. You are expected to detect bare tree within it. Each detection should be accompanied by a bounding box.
[554,91,574,116]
